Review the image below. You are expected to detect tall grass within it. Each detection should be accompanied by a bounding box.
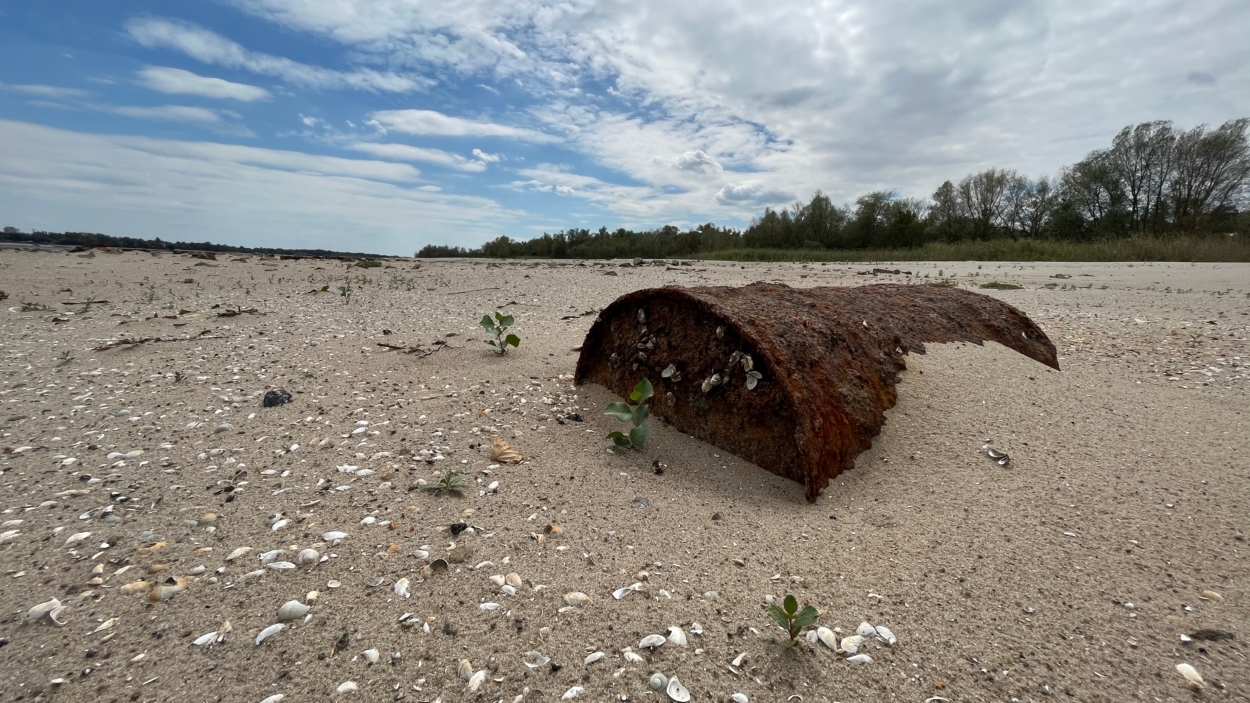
[700,236,1250,263]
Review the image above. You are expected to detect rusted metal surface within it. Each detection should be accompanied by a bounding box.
[575,283,1058,502]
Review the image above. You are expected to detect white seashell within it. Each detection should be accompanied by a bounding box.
[457,659,474,680]
[243,569,267,581]
[189,565,207,576]
[667,626,687,646]
[258,550,285,564]
[523,650,550,668]
[856,621,877,638]
[255,623,284,645]
[731,694,748,703]
[260,696,285,703]
[816,626,837,651]
[394,578,410,598]
[271,519,290,531]
[468,669,486,692]
[564,591,592,607]
[193,631,218,646]
[506,573,523,588]
[585,651,605,664]
[362,648,379,664]
[561,687,584,700]
[840,634,864,654]
[662,364,676,378]
[322,531,348,542]
[336,681,357,694]
[64,531,92,547]
[639,634,666,649]
[360,516,376,526]
[501,585,517,597]
[649,672,668,690]
[0,530,19,543]
[227,547,251,561]
[732,652,748,667]
[480,602,500,611]
[266,561,296,570]
[666,676,691,702]
[24,598,67,626]
[745,374,759,390]
[876,625,897,645]
[412,549,430,560]
[327,580,341,588]
[487,480,499,493]
[690,622,703,635]
[846,653,873,664]
[489,574,507,586]
[278,600,311,622]
[296,548,320,566]
[613,583,642,600]
[1176,663,1204,691]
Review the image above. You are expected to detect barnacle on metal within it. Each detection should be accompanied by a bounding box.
[575,283,1058,502]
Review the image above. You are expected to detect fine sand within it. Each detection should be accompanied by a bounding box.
[0,250,1246,703]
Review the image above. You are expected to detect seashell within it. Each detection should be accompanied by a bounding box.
[666,676,691,702]
[362,648,379,664]
[613,583,642,600]
[876,625,896,645]
[662,364,676,378]
[394,578,410,598]
[1200,590,1223,602]
[639,634,666,650]
[740,354,754,372]
[457,659,474,680]
[412,549,430,560]
[467,669,486,692]
[623,648,645,664]
[266,561,296,570]
[64,531,92,547]
[840,634,864,654]
[136,541,166,556]
[421,559,449,577]
[336,681,357,695]
[732,652,748,667]
[489,574,506,586]
[278,600,311,622]
[296,548,320,566]
[25,598,67,626]
[192,631,218,646]
[689,622,703,635]
[490,436,523,464]
[327,580,341,588]
[562,687,584,700]
[816,626,837,651]
[1176,663,1204,691]
[667,626,687,646]
[585,651,605,664]
[148,578,188,602]
[122,580,151,595]
[857,622,877,638]
[564,591,592,607]
[305,591,319,604]
[255,623,284,645]
[260,696,285,703]
[227,547,251,561]
[745,372,761,390]
[360,516,376,526]
[501,585,517,597]
[523,650,550,668]
[716,325,726,339]
[92,617,119,633]
[0,530,20,543]
[506,572,523,588]
[258,549,285,564]
[271,519,290,531]
[243,569,267,581]
[846,653,873,664]
[637,309,646,324]
[731,694,748,703]
[322,531,348,543]
[649,673,667,690]
[189,565,206,576]
[480,602,500,611]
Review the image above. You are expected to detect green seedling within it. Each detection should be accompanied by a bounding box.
[173,371,185,383]
[421,469,469,497]
[20,301,53,312]
[480,312,520,354]
[768,594,820,646]
[339,282,352,304]
[978,282,1022,290]
[57,349,73,365]
[605,379,653,450]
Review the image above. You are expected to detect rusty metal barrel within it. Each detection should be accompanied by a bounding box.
[575,282,1059,502]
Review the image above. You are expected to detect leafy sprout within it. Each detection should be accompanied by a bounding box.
[481,312,520,354]
[605,378,653,450]
[767,594,819,646]
[421,469,469,497]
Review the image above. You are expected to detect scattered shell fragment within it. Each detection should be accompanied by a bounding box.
[467,669,486,692]
[613,583,642,600]
[92,617,119,633]
[856,621,877,638]
[64,531,92,547]
[649,673,667,691]
[840,634,864,654]
[457,659,474,680]
[666,676,691,702]
[505,573,523,588]
[136,541,166,556]
[122,581,151,595]
[876,625,897,645]
[639,634,666,650]
[564,591,592,607]
[585,651,605,665]
[362,648,380,664]
[255,623,284,645]
[322,531,348,543]
[816,626,837,651]
[193,631,219,646]
[260,696,285,703]
[562,687,584,700]
[523,651,550,668]
[622,648,645,664]
[1175,663,1204,691]
[296,548,320,566]
[148,578,189,602]
[278,600,311,622]
[266,561,296,570]
[667,626,687,646]
[846,653,873,664]
[1200,590,1223,602]
[258,549,285,564]
[226,547,252,562]
[490,436,523,464]
[731,694,748,703]
[25,598,67,626]
[336,681,358,695]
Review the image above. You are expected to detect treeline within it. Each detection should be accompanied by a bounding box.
[0,229,389,259]
[419,118,1250,258]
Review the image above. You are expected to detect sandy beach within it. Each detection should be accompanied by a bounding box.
[0,249,1246,702]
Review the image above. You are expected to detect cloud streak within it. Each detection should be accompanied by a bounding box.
[137,66,271,101]
[367,109,556,142]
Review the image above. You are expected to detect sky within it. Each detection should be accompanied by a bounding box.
[1,1,1247,255]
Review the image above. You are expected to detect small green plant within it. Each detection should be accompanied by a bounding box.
[355,259,382,268]
[339,281,352,305]
[767,594,819,646]
[604,379,653,450]
[480,312,520,354]
[173,371,185,383]
[21,301,53,312]
[978,281,1022,290]
[57,349,73,365]
[78,296,97,314]
[421,469,469,497]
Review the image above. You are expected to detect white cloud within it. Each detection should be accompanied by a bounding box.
[0,82,90,99]
[367,109,556,142]
[103,104,234,125]
[126,17,432,93]
[672,150,722,173]
[714,182,794,206]
[472,148,501,162]
[137,66,271,101]
[349,142,487,172]
[0,119,518,253]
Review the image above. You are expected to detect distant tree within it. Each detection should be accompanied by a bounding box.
[1170,118,1250,231]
